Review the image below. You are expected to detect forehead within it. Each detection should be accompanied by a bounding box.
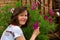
[20,10,28,15]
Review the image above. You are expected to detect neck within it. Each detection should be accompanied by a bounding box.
[19,24,22,27]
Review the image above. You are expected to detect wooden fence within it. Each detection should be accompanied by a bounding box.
[0,0,53,15]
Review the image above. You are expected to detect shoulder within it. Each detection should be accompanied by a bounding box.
[6,24,23,34]
[9,24,22,32]
[8,24,24,38]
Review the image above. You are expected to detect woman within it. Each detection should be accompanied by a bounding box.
[1,6,40,40]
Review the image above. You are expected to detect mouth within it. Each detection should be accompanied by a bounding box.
[20,20,27,23]
[21,19,27,21]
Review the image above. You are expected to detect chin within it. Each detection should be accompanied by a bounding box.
[21,23,26,25]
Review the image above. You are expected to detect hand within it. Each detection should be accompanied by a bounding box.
[33,27,40,37]
[30,27,40,40]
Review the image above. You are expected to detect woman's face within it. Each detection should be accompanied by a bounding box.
[17,10,28,26]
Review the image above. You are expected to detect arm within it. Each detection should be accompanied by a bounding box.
[15,34,37,40]
[16,36,26,40]
[16,27,40,40]
[30,27,40,40]
[30,32,37,40]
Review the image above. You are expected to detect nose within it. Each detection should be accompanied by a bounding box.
[23,16,27,19]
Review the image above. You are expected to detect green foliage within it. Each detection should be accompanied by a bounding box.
[0,1,21,36]
[0,4,12,35]
[0,1,56,40]
[23,6,56,40]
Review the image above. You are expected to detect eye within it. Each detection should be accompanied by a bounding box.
[20,14,24,16]
[25,15,28,16]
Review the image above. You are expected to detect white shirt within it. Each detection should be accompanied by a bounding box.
[1,24,23,40]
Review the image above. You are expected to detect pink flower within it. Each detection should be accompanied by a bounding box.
[30,6,35,10]
[32,1,38,6]
[33,21,38,29]
[48,18,53,23]
[44,15,48,20]
[39,11,43,15]
[49,9,54,16]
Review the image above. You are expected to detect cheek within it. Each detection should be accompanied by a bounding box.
[25,17,28,22]
[26,17,28,20]
[17,16,21,21]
